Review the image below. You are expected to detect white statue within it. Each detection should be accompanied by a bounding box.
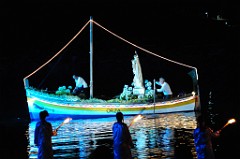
[131,52,145,96]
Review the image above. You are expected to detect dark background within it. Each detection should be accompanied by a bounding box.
[0,2,239,121]
[0,2,240,159]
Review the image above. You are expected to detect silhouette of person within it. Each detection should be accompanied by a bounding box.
[112,112,134,159]
[34,110,57,159]
[193,115,220,159]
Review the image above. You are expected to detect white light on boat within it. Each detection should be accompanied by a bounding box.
[192,91,195,96]
[27,98,35,106]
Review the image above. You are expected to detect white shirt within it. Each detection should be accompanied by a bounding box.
[75,77,88,88]
[156,81,172,95]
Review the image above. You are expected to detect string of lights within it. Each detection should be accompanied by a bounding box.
[93,20,197,71]
[23,20,90,86]
[23,17,199,87]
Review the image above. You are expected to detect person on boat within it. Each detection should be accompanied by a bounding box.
[72,75,88,97]
[193,114,220,159]
[155,77,173,100]
[112,112,134,159]
[34,110,57,159]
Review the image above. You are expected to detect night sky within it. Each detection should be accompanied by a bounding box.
[0,2,239,120]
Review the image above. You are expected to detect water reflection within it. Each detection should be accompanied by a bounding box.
[28,112,197,159]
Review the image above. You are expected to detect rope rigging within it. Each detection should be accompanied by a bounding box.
[23,20,90,87]
[93,20,197,70]
[23,18,198,88]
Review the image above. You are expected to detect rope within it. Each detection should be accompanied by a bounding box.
[38,53,64,89]
[23,20,90,87]
[93,20,197,70]
[23,18,199,88]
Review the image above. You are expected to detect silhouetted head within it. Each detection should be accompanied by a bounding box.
[196,115,208,130]
[39,110,49,121]
[116,112,124,122]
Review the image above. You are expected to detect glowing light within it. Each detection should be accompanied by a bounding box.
[227,118,236,124]
[129,115,144,128]
[134,115,143,122]
[27,98,35,106]
[219,118,236,132]
[55,117,72,131]
[63,117,72,124]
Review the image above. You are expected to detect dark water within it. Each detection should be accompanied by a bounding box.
[1,103,240,159]
[28,112,197,159]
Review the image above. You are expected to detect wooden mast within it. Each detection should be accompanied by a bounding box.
[89,16,93,99]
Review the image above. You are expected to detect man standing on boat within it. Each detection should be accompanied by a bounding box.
[155,77,173,100]
[72,75,88,98]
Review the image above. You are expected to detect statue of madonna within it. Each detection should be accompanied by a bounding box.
[131,52,145,96]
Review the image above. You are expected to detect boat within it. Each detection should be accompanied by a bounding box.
[23,17,201,121]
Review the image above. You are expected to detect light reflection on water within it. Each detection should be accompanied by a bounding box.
[28,111,197,159]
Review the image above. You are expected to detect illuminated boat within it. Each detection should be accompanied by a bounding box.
[23,17,201,120]
[26,87,199,120]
